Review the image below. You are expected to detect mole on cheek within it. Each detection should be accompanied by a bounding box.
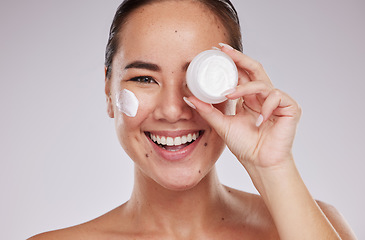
[204,143,208,147]
[145,154,149,158]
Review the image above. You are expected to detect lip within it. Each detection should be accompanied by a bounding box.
[145,130,204,162]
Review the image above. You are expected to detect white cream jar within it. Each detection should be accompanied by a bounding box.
[186,50,238,104]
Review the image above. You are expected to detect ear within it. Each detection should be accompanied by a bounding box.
[105,66,114,118]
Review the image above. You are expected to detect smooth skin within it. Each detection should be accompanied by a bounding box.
[29,1,357,239]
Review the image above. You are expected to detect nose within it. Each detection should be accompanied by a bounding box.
[153,80,193,123]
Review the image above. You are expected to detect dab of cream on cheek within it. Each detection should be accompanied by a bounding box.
[116,89,139,117]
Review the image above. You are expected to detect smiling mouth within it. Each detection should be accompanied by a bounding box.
[146,131,204,152]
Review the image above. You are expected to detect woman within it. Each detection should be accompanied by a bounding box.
[30,0,356,239]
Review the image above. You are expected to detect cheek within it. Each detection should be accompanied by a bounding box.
[133,90,158,121]
[116,89,139,117]
[115,89,157,130]
[115,90,157,158]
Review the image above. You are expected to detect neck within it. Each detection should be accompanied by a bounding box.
[126,165,229,233]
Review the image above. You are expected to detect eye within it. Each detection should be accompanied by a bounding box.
[129,76,157,84]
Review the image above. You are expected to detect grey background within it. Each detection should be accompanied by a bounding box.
[1,0,364,239]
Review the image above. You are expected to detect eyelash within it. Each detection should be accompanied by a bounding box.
[128,76,157,84]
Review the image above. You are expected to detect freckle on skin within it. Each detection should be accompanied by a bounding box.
[204,143,208,147]
[199,170,201,174]
[221,217,225,221]
[175,30,177,33]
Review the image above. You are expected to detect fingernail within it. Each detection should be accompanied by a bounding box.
[219,42,234,50]
[256,114,264,127]
[211,46,221,51]
[221,87,236,96]
[183,97,196,109]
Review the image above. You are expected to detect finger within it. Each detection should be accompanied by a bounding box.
[241,95,262,114]
[260,89,300,122]
[260,89,283,122]
[226,81,273,100]
[183,96,228,138]
[237,67,251,86]
[219,43,272,84]
[225,81,274,116]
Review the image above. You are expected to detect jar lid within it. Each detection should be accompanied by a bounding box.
[187,50,238,104]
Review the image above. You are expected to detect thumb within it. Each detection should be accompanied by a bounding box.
[183,96,228,138]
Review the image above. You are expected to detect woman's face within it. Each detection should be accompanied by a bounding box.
[107,0,235,190]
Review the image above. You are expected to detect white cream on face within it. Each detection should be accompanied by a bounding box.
[116,89,139,117]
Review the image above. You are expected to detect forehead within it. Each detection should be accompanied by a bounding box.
[116,1,229,63]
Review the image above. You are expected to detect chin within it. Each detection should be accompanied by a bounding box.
[154,169,204,191]
[160,181,201,192]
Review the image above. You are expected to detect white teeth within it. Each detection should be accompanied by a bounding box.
[160,136,166,145]
[187,134,192,142]
[181,135,187,144]
[149,132,200,146]
[166,137,174,146]
[174,137,182,146]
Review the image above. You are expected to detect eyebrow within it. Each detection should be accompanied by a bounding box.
[124,61,161,71]
[124,60,192,72]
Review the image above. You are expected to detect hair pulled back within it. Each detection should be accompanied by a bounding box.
[105,0,242,79]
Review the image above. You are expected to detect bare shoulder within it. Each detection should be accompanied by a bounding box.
[27,205,129,240]
[316,200,357,239]
[27,226,87,240]
[224,188,357,240]
[223,186,280,239]
[27,221,103,240]
[224,186,274,222]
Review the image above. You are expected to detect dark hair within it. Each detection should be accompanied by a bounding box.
[105,0,242,79]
